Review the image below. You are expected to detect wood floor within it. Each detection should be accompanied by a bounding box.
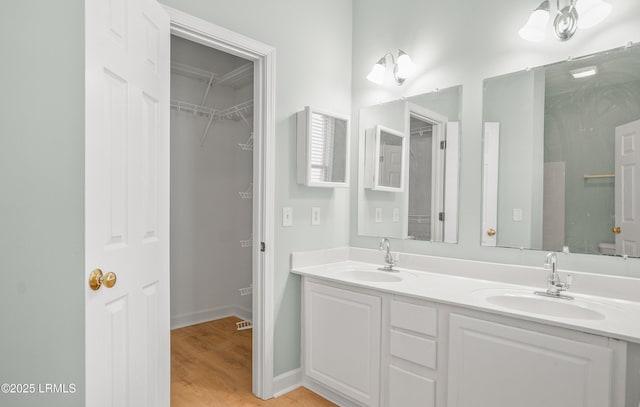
[171,317,336,407]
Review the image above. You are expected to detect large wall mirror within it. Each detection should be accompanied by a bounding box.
[481,43,640,258]
[358,85,462,242]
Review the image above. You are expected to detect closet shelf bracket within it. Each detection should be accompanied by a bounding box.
[240,235,253,248]
[239,183,253,199]
[239,134,254,151]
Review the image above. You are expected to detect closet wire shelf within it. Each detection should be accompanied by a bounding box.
[171,99,254,146]
[239,183,253,199]
[240,235,252,248]
[238,284,253,296]
[171,61,253,90]
[239,134,254,151]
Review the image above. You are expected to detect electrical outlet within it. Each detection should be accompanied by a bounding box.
[282,207,293,227]
[393,208,400,222]
[513,208,523,222]
[375,208,382,223]
[311,207,320,225]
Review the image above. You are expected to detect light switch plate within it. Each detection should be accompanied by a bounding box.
[393,208,400,222]
[311,207,320,225]
[375,208,382,223]
[282,207,293,227]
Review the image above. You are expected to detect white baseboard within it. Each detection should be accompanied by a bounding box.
[272,368,302,398]
[171,305,252,330]
[303,378,362,407]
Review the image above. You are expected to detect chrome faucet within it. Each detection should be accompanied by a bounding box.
[535,252,573,300]
[378,238,398,271]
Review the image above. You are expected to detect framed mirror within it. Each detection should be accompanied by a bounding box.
[297,106,350,187]
[481,43,640,258]
[364,125,407,192]
[357,85,462,242]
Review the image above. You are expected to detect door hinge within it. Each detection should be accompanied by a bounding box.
[260,242,265,252]
[439,212,445,221]
[440,140,447,150]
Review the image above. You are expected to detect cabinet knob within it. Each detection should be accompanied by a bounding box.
[487,228,496,237]
[612,226,621,234]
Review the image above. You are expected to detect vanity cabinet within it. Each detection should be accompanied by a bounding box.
[447,313,625,407]
[301,277,627,407]
[303,280,381,407]
[387,299,438,407]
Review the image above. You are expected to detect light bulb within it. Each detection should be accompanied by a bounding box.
[518,1,550,42]
[576,0,612,29]
[395,50,415,80]
[366,58,386,85]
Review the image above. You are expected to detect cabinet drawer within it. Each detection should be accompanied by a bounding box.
[390,330,437,369]
[390,300,437,336]
[389,365,435,407]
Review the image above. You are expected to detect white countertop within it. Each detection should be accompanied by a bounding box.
[291,259,640,344]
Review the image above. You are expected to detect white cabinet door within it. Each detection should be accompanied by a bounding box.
[304,281,381,407]
[447,314,613,407]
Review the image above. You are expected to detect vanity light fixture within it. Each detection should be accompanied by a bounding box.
[366,49,416,86]
[569,65,598,79]
[519,0,612,42]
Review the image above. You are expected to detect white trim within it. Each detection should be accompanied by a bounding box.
[164,6,276,399]
[272,368,303,397]
[444,121,460,243]
[302,379,364,407]
[170,305,252,330]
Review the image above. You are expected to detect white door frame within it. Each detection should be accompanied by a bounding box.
[164,6,276,399]
[403,102,448,240]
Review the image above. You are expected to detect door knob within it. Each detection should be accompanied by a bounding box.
[487,228,496,237]
[89,268,117,291]
[612,226,621,234]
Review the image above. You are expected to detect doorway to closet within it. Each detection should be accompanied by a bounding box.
[169,34,255,401]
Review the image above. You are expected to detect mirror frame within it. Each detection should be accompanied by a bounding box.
[296,105,351,188]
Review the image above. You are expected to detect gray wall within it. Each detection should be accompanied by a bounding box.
[159,0,353,376]
[545,79,640,255]
[0,1,85,406]
[351,0,640,277]
[484,70,545,250]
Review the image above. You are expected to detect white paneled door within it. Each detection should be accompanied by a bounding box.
[615,119,640,257]
[85,0,170,406]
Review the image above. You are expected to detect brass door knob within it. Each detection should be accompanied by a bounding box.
[487,228,496,237]
[89,268,117,291]
[612,226,621,234]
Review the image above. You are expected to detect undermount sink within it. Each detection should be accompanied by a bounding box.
[337,269,409,283]
[475,289,606,320]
